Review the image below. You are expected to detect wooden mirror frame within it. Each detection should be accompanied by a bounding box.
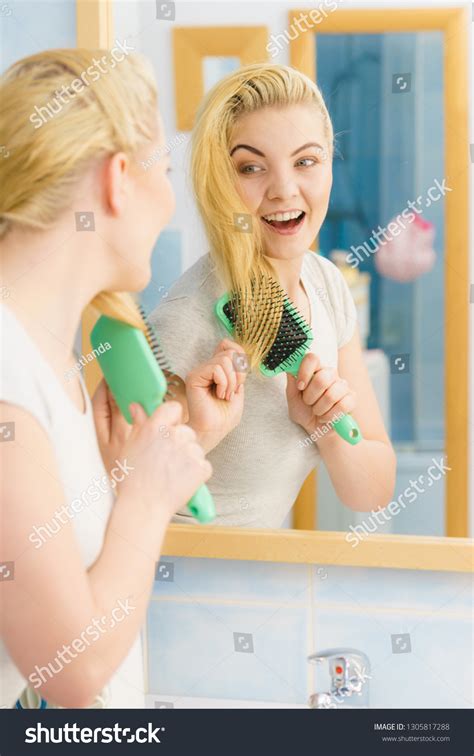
[173,26,269,131]
[77,1,473,573]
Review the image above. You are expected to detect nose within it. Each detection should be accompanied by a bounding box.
[266,167,300,203]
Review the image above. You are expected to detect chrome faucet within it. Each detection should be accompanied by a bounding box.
[308,648,371,708]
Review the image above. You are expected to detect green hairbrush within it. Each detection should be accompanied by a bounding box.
[214,284,362,446]
[90,312,216,523]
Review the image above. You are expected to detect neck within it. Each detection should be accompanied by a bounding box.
[1,226,106,371]
[265,251,306,302]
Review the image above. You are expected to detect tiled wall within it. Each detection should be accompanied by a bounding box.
[145,557,472,709]
[146,558,311,706]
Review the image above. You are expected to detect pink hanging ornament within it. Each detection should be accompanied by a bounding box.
[374,214,436,282]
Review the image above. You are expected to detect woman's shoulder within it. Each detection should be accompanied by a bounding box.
[303,251,358,348]
[0,304,58,440]
[148,254,224,379]
[151,253,221,323]
[303,250,351,301]
[303,250,342,284]
[163,253,220,303]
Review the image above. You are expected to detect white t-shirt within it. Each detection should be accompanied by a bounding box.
[0,303,144,709]
[150,251,357,528]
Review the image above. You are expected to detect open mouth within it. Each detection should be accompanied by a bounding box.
[261,210,306,233]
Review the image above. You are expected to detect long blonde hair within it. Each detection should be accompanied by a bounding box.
[0,48,159,328]
[190,63,333,368]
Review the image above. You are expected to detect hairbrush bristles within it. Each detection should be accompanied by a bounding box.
[263,299,311,371]
[221,275,312,373]
[138,304,180,399]
[224,275,285,358]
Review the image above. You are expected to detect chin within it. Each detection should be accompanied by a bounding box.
[264,236,314,259]
[124,263,152,293]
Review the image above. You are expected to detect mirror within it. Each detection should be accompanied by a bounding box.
[93,5,470,562]
[203,56,241,91]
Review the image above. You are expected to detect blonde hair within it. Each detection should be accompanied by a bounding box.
[190,63,333,368]
[0,48,159,327]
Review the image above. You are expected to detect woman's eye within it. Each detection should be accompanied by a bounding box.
[296,157,318,168]
[239,164,263,174]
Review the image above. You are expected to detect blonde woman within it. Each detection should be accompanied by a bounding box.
[0,49,242,709]
[151,63,396,528]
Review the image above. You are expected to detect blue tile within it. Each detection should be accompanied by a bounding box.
[312,565,472,614]
[311,606,472,708]
[153,556,311,603]
[410,614,473,707]
[147,600,310,703]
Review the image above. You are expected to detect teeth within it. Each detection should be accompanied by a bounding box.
[263,210,304,222]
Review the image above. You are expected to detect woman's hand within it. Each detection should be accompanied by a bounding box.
[92,380,211,519]
[92,379,134,477]
[286,352,356,439]
[184,338,249,453]
[115,400,212,521]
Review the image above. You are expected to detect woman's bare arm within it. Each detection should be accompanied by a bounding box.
[0,400,210,708]
[314,327,396,510]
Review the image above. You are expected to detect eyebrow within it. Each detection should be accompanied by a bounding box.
[229,141,324,158]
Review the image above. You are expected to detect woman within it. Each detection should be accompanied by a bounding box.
[0,49,245,709]
[151,63,396,528]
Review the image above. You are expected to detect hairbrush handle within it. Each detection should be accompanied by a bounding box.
[91,315,215,524]
[332,414,362,446]
[187,485,216,523]
[287,361,362,446]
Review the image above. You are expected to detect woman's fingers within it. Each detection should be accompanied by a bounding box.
[296,353,321,390]
[294,354,356,421]
[129,399,182,440]
[187,348,246,400]
[227,350,249,389]
[92,379,111,442]
[317,391,356,424]
[218,349,248,391]
[213,338,244,356]
[216,354,237,400]
[312,379,349,417]
[211,364,229,400]
[128,403,147,436]
[301,367,337,406]
[213,341,249,390]
[108,386,132,441]
[149,400,183,431]
[92,376,108,406]
[92,378,111,421]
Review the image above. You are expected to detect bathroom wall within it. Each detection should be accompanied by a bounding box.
[0,1,75,72]
[145,555,472,708]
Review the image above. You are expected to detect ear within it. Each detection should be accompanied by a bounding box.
[103,152,130,217]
